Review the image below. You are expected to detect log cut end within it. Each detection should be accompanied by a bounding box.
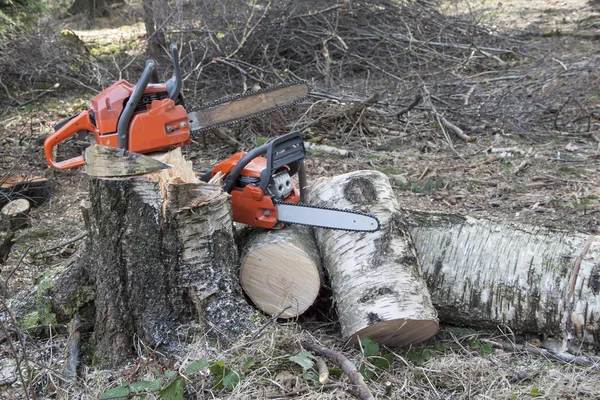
[1,198,31,231]
[348,319,439,347]
[241,241,321,318]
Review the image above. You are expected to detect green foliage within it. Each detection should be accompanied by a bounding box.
[361,337,380,357]
[209,360,244,390]
[99,358,245,399]
[433,343,450,353]
[99,384,129,400]
[186,359,209,375]
[289,351,315,371]
[405,347,435,364]
[159,377,184,400]
[254,136,268,146]
[467,338,494,357]
[0,0,43,35]
[358,338,393,379]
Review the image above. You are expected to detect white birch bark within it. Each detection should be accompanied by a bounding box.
[407,211,600,346]
[309,170,438,346]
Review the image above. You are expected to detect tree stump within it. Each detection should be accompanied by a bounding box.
[1,199,30,231]
[238,226,321,318]
[309,170,438,347]
[407,211,600,346]
[86,149,257,367]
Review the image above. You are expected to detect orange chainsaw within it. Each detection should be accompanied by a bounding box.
[202,131,380,232]
[44,45,308,170]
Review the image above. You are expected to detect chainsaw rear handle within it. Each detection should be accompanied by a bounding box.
[44,110,96,170]
[223,132,306,196]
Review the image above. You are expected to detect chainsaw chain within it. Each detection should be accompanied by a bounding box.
[272,200,380,232]
[189,80,308,135]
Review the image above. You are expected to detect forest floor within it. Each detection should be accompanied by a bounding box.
[1,0,600,399]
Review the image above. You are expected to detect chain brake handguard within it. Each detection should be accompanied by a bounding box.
[223,131,306,198]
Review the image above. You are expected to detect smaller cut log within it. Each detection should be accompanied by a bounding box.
[1,199,30,231]
[0,176,50,207]
[309,170,438,347]
[239,226,321,318]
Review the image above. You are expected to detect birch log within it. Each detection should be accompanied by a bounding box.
[309,170,438,347]
[238,226,321,318]
[86,149,257,367]
[407,211,600,346]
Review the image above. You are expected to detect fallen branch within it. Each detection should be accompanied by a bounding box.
[31,231,87,257]
[299,93,381,130]
[482,339,598,369]
[438,114,475,142]
[422,85,474,143]
[304,142,350,157]
[397,93,422,120]
[316,357,329,385]
[302,341,374,400]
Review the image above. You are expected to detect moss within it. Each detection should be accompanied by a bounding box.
[19,264,70,328]
[90,43,123,56]
[61,284,94,317]
[28,274,59,327]
[28,227,53,239]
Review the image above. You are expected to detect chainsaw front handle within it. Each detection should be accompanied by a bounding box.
[44,110,96,170]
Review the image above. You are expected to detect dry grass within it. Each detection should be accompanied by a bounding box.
[2,321,599,399]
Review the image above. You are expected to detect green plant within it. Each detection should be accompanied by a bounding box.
[405,347,435,364]
[467,337,493,357]
[358,338,393,379]
[289,351,322,386]
[98,357,246,399]
[209,360,244,390]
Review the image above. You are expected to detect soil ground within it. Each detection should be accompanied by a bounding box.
[1,0,600,399]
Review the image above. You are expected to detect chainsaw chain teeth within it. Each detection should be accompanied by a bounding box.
[189,80,308,135]
[272,200,381,232]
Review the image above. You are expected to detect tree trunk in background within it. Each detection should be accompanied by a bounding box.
[86,174,256,367]
[67,0,124,23]
[238,226,321,318]
[309,171,439,347]
[143,0,167,54]
[407,211,600,346]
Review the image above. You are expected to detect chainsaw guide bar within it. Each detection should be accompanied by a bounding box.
[274,200,380,232]
[187,81,309,134]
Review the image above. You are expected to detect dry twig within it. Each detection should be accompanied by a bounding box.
[302,341,375,400]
